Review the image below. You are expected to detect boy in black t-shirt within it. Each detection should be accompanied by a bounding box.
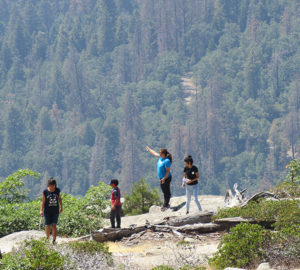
[182,155,202,214]
[40,178,63,244]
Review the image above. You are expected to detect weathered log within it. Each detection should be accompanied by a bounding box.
[162,211,215,226]
[92,226,146,242]
[214,217,275,230]
[240,192,279,208]
[150,222,224,234]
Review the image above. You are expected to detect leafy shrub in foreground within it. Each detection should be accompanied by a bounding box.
[60,240,113,268]
[0,239,67,270]
[67,240,111,256]
[0,199,40,237]
[209,223,267,269]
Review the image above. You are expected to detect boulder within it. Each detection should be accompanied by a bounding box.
[256,263,272,270]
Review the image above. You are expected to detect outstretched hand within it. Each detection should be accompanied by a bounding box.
[146,146,159,157]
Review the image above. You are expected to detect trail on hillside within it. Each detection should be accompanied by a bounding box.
[181,72,198,105]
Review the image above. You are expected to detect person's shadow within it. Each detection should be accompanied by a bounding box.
[170,202,186,212]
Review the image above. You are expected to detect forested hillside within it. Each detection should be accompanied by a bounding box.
[0,0,299,197]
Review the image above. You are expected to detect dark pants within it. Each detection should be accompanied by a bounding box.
[110,205,121,228]
[160,175,172,207]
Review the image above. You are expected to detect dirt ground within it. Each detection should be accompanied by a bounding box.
[103,195,225,269]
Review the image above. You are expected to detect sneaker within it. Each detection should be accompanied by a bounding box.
[52,239,56,245]
[161,207,167,212]
[186,211,189,215]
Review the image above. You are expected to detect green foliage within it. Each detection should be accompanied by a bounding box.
[179,267,205,270]
[0,199,40,237]
[152,266,174,270]
[66,240,110,256]
[0,175,110,237]
[0,0,299,198]
[212,177,300,268]
[209,223,267,269]
[123,178,162,215]
[0,169,39,204]
[57,182,111,236]
[214,199,300,230]
[0,239,67,270]
[272,159,300,197]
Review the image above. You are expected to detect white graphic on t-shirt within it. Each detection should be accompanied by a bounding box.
[47,194,58,207]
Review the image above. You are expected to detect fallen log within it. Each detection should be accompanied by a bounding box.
[150,222,224,234]
[92,226,146,242]
[240,192,280,208]
[214,217,275,229]
[162,211,215,226]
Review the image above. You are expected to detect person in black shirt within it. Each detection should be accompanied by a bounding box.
[182,155,202,214]
[40,178,63,244]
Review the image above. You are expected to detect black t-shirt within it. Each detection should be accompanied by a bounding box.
[43,188,60,214]
[184,165,199,185]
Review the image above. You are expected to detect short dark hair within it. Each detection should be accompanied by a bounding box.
[184,155,193,165]
[47,177,57,187]
[110,179,119,186]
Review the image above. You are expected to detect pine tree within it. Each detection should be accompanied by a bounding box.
[118,90,144,192]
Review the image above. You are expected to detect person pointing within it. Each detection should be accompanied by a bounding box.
[146,146,172,211]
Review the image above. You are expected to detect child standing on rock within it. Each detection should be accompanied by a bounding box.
[40,177,63,244]
[109,179,122,228]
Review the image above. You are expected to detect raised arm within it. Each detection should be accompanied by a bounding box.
[146,146,159,157]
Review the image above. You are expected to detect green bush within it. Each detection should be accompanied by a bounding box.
[57,181,111,236]
[67,240,110,255]
[0,177,111,237]
[0,200,40,237]
[214,198,300,230]
[65,240,113,265]
[0,169,39,204]
[272,159,300,198]
[152,266,174,270]
[123,178,162,215]
[209,223,267,269]
[0,239,67,270]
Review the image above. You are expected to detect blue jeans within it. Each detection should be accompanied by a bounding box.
[186,184,202,212]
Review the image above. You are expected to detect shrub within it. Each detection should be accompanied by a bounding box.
[209,223,267,269]
[213,198,300,230]
[58,240,113,269]
[123,178,162,215]
[0,239,67,270]
[58,181,111,236]
[0,169,39,204]
[0,199,40,237]
[152,266,174,270]
[0,180,110,238]
[272,159,300,198]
